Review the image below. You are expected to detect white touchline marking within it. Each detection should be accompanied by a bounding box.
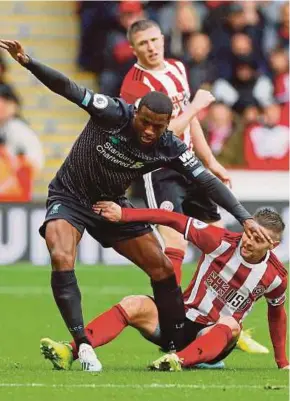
[0,383,287,389]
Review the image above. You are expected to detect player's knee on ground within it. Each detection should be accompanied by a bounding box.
[218,316,241,339]
[119,295,152,325]
[158,225,188,252]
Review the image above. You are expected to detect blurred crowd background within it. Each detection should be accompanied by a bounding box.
[0,0,289,202]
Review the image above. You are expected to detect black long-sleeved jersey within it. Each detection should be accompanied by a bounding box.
[24,58,251,223]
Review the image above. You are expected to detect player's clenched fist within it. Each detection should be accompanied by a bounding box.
[93,201,122,222]
[192,89,215,112]
[0,39,29,65]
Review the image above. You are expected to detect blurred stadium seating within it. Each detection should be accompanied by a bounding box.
[0,0,288,202]
[0,1,96,199]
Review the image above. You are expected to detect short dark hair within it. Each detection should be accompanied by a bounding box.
[127,19,160,44]
[138,91,173,116]
[0,83,19,104]
[254,207,285,236]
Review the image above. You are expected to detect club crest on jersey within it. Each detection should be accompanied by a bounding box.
[110,136,120,145]
[192,219,208,229]
[93,94,108,109]
[160,201,174,211]
[252,285,266,299]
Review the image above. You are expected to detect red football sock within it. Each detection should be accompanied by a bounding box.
[70,304,129,360]
[177,324,233,367]
[164,247,185,286]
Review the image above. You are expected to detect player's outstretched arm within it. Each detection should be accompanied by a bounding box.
[94,201,225,254]
[93,201,189,234]
[171,148,273,244]
[168,90,215,136]
[190,117,232,188]
[267,303,289,369]
[197,171,272,243]
[0,39,89,108]
[0,39,29,65]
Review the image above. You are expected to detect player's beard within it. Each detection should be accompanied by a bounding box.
[139,134,156,146]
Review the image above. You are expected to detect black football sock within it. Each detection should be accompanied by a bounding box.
[51,270,91,348]
[151,275,185,352]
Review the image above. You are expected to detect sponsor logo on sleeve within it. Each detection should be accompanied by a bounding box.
[179,150,198,168]
[267,293,286,306]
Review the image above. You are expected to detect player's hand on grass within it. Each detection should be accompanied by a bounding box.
[243,219,273,245]
[0,40,29,65]
[191,89,215,113]
[93,201,122,222]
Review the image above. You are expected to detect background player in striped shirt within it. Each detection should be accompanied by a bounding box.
[41,204,288,371]
[121,19,230,282]
[121,19,267,354]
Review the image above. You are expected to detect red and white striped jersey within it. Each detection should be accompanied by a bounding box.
[120,60,191,147]
[182,218,288,325]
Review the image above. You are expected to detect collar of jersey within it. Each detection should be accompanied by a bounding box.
[237,239,270,268]
[135,61,169,73]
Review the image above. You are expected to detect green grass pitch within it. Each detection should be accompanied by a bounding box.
[0,263,288,401]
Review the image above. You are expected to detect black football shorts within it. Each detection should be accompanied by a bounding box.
[39,193,152,248]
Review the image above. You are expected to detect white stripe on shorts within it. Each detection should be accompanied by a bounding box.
[143,171,158,209]
[143,171,165,249]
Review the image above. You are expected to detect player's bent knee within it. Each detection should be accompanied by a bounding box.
[45,220,78,269]
[150,257,174,281]
[158,226,187,251]
[219,316,241,338]
[119,295,149,324]
[50,248,75,269]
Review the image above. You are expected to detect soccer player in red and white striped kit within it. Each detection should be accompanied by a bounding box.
[40,203,288,371]
[83,201,288,371]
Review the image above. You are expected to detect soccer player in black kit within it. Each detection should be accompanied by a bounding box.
[0,40,272,372]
